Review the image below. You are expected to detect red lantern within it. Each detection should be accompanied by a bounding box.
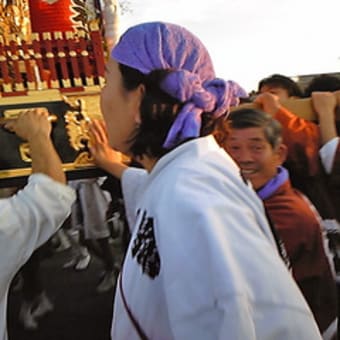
[28,0,84,33]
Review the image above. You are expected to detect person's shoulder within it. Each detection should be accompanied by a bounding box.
[123,166,148,180]
[292,190,324,226]
[271,186,322,230]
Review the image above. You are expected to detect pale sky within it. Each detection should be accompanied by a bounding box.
[118,0,340,93]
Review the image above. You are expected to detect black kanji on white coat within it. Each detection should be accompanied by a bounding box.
[131,210,160,279]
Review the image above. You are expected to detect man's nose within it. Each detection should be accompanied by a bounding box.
[236,149,253,162]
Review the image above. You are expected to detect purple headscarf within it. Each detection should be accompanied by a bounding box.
[111,22,247,149]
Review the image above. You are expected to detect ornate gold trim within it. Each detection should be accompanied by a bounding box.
[0,163,99,180]
[0,88,103,181]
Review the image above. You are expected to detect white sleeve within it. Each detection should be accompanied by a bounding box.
[0,173,75,273]
[121,167,148,233]
[319,137,339,174]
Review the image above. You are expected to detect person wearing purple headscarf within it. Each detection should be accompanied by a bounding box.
[89,22,322,339]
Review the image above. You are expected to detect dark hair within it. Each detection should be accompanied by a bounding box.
[214,108,282,149]
[118,63,216,159]
[258,74,303,98]
[304,74,340,97]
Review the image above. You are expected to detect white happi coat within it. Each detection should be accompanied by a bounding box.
[111,136,322,340]
[0,174,75,340]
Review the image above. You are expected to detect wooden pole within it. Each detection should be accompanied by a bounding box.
[42,32,59,89]
[0,36,12,92]
[54,31,71,88]
[31,33,48,90]
[231,97,340,122]
[8,34,25,92]
[78,31,94,86]
[89,25,106,87]
[20,35,36,91]
[65,31,83,88]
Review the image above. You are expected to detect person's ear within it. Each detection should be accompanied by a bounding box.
[275,143,287,165]
[133,84,145,124]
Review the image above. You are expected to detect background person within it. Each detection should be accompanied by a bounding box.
[221,108,337,337]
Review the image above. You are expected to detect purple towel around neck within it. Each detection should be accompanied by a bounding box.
[257,166,289,200]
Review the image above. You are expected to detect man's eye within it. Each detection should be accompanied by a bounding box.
[252,146,263,151]
[229,146,239,151]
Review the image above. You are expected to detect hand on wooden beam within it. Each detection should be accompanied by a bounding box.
[0,113,57,128]
[231,92,340,121]
[1,108,53,141]
[311,92,339,144]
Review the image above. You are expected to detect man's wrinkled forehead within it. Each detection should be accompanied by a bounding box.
[259,84,288,93]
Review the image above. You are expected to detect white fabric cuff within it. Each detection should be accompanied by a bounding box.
[319,137,339,174]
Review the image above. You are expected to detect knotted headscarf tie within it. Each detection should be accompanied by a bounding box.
[111,21,248,149]
[160,70,247,148]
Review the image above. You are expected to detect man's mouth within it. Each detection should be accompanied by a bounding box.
[240,168,257,175]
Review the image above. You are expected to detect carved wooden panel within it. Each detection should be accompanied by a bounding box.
[0,90,105,187]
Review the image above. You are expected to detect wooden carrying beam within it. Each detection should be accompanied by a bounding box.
[232,97,340,121]
[1,91,339,188]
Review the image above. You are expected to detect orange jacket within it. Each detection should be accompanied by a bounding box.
[274,107,338,221]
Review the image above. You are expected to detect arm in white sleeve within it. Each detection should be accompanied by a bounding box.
[0,174,75,273]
